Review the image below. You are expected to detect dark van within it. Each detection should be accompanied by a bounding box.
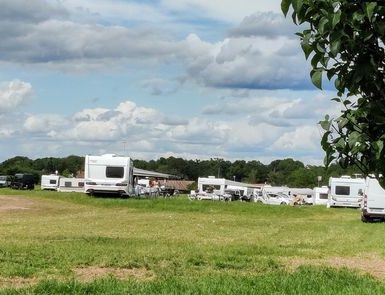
[10,173,35,190]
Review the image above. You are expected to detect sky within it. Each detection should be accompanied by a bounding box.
[0,0,340,165]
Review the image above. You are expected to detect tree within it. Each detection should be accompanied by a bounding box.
[282,0,385,185]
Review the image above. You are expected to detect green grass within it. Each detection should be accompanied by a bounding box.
[0,189,385,294]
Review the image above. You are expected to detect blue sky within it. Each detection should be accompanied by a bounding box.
[0,0,339,165]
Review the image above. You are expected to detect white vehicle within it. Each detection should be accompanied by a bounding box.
[361,177,385,222]
[197,176,258,201]
[41,174,60,190]
[256,192,290,205]
[313,186,329,205]
[0,175,11,188]
[57,177,85,193]
[84,154,135,197]
[328,176,366,208]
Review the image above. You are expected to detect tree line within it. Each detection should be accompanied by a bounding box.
[0,155,361,188]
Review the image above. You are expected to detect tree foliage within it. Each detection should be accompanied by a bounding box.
[282,0,385,184]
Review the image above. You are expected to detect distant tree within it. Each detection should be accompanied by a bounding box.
[282,0,385,185]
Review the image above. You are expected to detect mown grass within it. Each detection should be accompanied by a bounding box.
[0,188,385,294]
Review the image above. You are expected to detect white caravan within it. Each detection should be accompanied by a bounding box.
[197,177,257,200]
[328,176,365,208]
[41,174,60,190]
[313,186,329,205]
[57,177,85,193]
[84,154,135,197]
[361,177,385,222]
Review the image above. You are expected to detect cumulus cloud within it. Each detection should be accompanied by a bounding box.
[0,80,33,113]
[182,34,310,90]
[228,12,298,39]
[23,114,67,133]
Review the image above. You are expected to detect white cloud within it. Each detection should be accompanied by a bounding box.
[23,114,67,133]
[161,0,281,23]
[272,125,321,151]
[0,80,33,113]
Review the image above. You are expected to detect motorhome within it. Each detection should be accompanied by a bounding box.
[328,176,366,208]
[313,186,329,205]
[57,177,85,193]
[361,177,385,222]
[41,174,60,190]
[84,154,135,197]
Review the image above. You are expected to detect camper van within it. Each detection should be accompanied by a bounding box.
[328,176,366,208]
[313,186,329,205]
[84,154,135,197]
[361,177,385,222]
[41,174,60,190]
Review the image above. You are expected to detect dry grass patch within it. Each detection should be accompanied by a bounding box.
[0,195,35,212]
[0,276,37,289]
[282,253,385,278]
[73,266,155,282]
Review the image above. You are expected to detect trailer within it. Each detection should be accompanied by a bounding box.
[313,186,329,205]
[84,154,135,197]
[41,174,61,190]
[328,176,365,208]
[57,177,85,193]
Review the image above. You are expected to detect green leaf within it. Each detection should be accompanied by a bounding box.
[292,0,303,13]
[365,2,377,21]
[310,69,323,89]
[318,17,329,35]
[330,39,341,57]
[331,11,341,29]
[375,140,384,160]
[301,41,313,59]
[311,53,323,68]
[281,0,292,17]
[319,116,331,131]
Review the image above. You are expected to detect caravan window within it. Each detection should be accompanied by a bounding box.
[202,184,220,192]
[106,167,124,178]
[335,186,350,195]
[49,179,57,184]
[319,193,328,200]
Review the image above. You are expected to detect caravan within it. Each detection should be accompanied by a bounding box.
[313,186,329,205]
[84,154,135,197]
[58,177,85,193]
[328,176,365,208]
[41,174,60,190]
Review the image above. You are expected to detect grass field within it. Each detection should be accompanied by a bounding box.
[0,189,385,294]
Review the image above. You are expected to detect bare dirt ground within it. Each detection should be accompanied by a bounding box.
[282,254,385,279]
[73,266,155,282]
[0,195,36,212]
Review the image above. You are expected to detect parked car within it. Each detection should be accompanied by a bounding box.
[255,193,290,205]
[10,173,35,190]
